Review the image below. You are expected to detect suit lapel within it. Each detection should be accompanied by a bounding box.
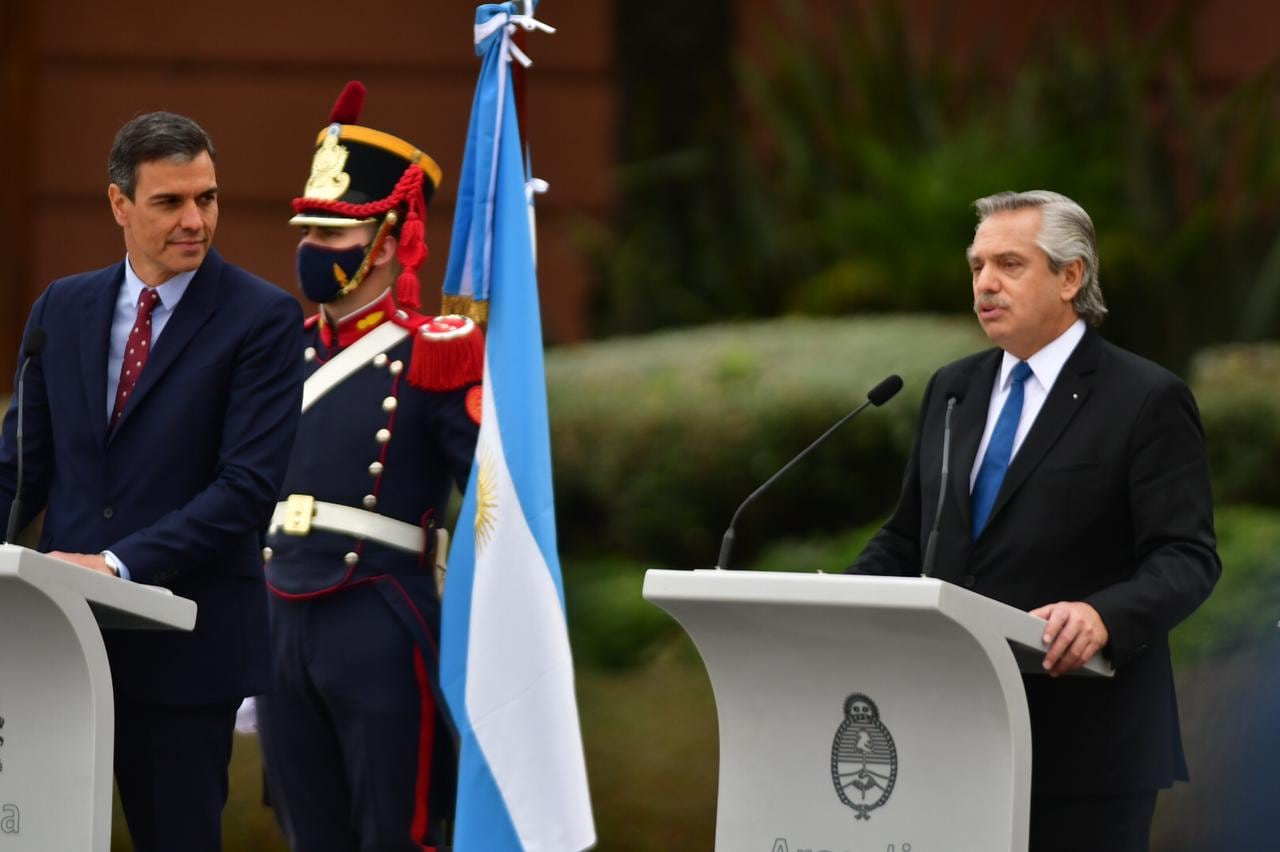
[82,262,125,447]
[110,250,223,439]
[982,327,1101,532]
[949,350,1001,535]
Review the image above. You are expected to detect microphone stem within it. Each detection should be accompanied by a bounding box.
[922,397,956,578]
[5,358,31,544]
[718,397,873,570]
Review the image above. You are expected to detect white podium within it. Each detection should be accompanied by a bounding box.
[0,544,196,850]
[643,569,1112,852]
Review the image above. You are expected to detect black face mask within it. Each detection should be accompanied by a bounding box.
[296,242,369,303]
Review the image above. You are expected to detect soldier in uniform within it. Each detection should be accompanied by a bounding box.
[256,81,483,851]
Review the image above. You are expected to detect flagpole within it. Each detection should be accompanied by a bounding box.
[512,1,531,164]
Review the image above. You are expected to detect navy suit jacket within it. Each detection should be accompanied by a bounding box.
[0,249,303,704]
[851,327,1220,795]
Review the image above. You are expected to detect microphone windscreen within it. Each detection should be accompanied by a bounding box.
[24,328,47,357]
[867,374,904,407]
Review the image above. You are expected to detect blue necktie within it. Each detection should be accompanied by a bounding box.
[971,361,1033,538]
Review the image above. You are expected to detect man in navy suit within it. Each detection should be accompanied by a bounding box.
[0,111,303,851]
[849,191,1219,851]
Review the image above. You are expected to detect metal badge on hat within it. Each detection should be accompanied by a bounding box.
[305,127,352,201]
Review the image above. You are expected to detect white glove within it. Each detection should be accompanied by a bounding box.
[235,697,259,734]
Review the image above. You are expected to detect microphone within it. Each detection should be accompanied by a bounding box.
[6,328,48,544]
[716,374,903,570]
[921,395,958,578]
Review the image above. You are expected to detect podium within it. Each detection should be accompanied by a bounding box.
[0,544,196,850]
[643,569,1112,852]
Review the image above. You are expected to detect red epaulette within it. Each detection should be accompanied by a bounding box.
[391,310,484,392]
[304,313,322,330]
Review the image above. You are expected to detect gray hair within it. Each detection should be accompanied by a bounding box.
[108,112,216,200]
[973,190,1107,326]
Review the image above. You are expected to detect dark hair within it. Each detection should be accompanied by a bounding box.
[107,111,217,200]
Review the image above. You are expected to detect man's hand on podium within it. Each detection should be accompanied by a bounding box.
[48,551,117,577]
[1030,601,1109,677]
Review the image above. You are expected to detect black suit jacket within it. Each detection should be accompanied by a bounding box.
[0,250,304,704]
[852,327,1220,795]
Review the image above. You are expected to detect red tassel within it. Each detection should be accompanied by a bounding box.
[395,192,428,311]
[408,319,485,391]
[329,80,366,124]
[396,270,421,310]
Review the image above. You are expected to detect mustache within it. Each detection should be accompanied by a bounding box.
[973,295,1010,314]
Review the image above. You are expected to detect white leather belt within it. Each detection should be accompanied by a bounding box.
[269,497,424,554]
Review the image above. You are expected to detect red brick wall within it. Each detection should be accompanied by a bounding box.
[3,0,613,392]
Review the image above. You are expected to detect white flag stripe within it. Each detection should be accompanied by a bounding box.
[466,363,595,850]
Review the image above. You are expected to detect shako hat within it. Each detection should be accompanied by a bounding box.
[290,81,441,308]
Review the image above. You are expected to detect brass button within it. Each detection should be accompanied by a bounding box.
[376,428,391,444]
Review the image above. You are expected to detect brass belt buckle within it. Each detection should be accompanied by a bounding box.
[282,494,316,536]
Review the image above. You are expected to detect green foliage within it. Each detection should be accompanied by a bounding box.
[593,0,1280,370]
[1188,343,1280,506]
[563,558,681,670]
[750,520,884,573]
[1169,505,1280,666]
[574,643,718,850]
[548,314,986,566]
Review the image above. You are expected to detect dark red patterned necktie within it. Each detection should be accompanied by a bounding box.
[110,287,161,429]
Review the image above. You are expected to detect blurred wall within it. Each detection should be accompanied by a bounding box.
[0,0,613,392]
[740,0,1280,85]
[6,0,1280,395]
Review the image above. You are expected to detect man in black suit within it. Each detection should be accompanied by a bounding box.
[849,190,1219,851]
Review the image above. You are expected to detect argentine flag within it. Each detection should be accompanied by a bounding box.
[439,4,596,850]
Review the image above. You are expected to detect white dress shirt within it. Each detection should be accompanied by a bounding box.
[969,319,1086,492]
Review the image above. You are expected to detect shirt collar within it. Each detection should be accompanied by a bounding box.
[123,255,197,310]
[998,318,1086,393]
[318,289,396,349]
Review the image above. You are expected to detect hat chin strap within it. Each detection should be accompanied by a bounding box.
[291,162,429,308]
[339,210,399,297]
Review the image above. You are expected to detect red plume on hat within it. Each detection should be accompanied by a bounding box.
[329,80,366,124]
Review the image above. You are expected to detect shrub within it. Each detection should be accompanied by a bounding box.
[1170,505,1280,666]
[1188,343,1280,506]
[563,558,680,671]
[547,314,986,566]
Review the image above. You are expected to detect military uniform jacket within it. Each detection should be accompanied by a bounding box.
[265,292,481,598]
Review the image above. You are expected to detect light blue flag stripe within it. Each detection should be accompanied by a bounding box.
[440,3,592,850]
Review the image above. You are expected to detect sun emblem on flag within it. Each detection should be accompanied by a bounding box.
[474,448,498,551]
